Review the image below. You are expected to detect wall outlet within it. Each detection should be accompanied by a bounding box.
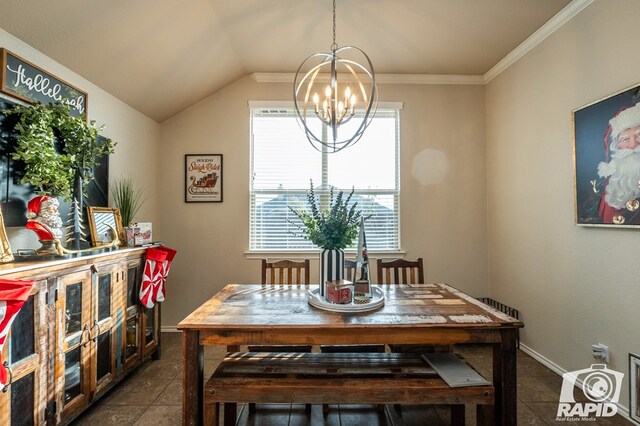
[592,343,609,363]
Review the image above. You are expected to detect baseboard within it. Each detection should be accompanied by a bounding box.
[161,326,179,332]
[519,343,634,423]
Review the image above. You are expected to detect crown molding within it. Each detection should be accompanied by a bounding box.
[251,72,484,85]
[483,0,594,83]
[252,0,593,88]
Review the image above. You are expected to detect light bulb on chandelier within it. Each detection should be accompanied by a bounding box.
[293,0,377,153]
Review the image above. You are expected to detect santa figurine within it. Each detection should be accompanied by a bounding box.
[25,196,64,243]
[597,102,640,224]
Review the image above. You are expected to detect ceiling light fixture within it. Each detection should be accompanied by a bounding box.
[293,0,377,153]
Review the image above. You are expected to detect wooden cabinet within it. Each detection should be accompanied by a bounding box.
[0,248,159,425]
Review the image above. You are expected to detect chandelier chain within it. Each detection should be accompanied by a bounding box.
[331,0,337,51]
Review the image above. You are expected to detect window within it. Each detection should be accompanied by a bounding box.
[249,102,400,251]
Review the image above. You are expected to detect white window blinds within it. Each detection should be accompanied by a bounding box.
[249,105,400,251]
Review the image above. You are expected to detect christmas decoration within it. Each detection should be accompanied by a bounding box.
[0,279,35,389]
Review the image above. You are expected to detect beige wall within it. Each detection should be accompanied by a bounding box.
[0,28,160,246]
[486,0,640,409]
[158,77,487,327]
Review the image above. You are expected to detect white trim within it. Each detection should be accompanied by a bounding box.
[244,249,406,260]
[161,326,179,333]
[519,342,633,422]
[248,100,404,110]
[251,72,483,86]
[483,0,594,83]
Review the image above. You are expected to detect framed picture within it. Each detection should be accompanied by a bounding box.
[185,154,223,203]
[87,206,125,247]
[573,82,640,227]
[631,353,640,423]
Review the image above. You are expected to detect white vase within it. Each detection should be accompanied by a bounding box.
[320,248,344,297]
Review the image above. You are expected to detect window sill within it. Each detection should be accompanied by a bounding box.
[244,249,407,260]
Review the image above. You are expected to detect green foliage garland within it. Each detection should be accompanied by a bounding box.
[3,101,116,200]
[289,180,364,250]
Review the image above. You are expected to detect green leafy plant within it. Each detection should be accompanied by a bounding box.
[111,177,147,228]
[289,180,364,250]
[2,101,115,200]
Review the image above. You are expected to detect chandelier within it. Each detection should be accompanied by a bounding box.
[293,0,377,153]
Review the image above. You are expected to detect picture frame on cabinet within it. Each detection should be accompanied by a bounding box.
[87,207,125,247]
[184,154,223,203]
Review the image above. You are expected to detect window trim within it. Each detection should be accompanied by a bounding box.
[247,101,403,254]
[244,249,407,260]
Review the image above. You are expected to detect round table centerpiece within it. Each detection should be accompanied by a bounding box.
[289,180,365,299]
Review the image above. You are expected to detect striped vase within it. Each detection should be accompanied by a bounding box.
[320,249,344,298]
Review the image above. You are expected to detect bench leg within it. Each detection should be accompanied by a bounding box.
[451,404,465,426]
[205,402,220,426]
[223,403,237,426]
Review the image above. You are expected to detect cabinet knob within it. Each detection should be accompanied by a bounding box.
[91,320,101,342]
[81,324,91,348]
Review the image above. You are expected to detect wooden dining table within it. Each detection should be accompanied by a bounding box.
[177,282,523,426]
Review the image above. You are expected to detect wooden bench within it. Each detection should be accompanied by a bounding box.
[204,352,495,426]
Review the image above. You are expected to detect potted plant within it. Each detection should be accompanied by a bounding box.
[289,181,364,295]
[3,101,116,249]
[111,177,147,246]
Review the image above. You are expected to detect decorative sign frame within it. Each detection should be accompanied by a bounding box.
[573,82,640,227]
[0,48,88,117]
[185,154,223,203]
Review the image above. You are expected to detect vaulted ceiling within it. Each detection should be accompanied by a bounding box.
[0,0,571,122]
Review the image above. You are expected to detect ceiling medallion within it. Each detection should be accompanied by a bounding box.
[293,0,377,153]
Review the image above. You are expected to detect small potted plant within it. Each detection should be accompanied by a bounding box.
[111,177,147,246]
[289,180,364,296]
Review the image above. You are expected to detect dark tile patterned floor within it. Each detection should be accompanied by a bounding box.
[71,333,632,425]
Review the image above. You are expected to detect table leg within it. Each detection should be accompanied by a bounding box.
[183,330,204,425]
[493,328,517,426]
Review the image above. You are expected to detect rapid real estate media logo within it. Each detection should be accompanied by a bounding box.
[556,364,624,421]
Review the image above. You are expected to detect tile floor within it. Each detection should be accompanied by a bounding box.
[72,333,632,425]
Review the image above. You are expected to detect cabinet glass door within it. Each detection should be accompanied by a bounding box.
[0,280,48,426]
[92,266,119,396]
[124,261,142,369]
[55,270,92,419]
[141,305,158,357]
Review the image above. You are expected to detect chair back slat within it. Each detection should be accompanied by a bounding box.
[376,258,424,285]
[344,259,357,281]
[262,259,310,285]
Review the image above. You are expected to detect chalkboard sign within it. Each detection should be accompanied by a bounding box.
[0,48,87,118]
[0,96,108,227]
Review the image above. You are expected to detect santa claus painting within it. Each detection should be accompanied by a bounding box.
[574,85,640,226]
[597,103,640,224]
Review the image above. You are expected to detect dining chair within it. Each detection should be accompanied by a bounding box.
[248,259,313,413]
[260,258,311,286]
[320,259,385,354]
[376,257,424,284]
[248,259,313,353]
[343,258,358,281]
[377,258,448,352]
